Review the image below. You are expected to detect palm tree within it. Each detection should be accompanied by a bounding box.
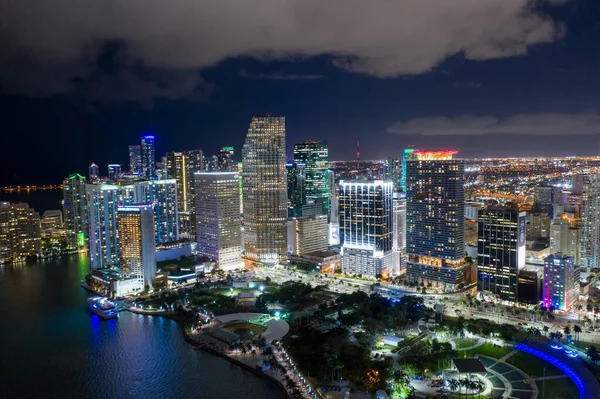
[564,326,571,336]
[573,325,582,342]
[449,378,460,393]
[586,346,600,363]
[543,325,549,337]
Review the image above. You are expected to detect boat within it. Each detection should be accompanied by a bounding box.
[87,296,118,320]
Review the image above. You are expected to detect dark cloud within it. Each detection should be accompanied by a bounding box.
[239,69,323,80]
[1,0,565,100]
[387,113,600,136]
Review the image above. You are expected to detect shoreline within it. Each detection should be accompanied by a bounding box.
[128,308,293,399]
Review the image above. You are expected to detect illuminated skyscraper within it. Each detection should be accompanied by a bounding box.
[405,150,466,290]
[89,163,99,182]
[290,215,329,256]
[581,180,600,268]
[384,158,402,188]
[141,135,156,179]
[117,205,156,289]
[129,179,179,244]
[195,172,241,270]
[218,146,235,171]
[87,183,123,269]
[242,115,287,264]
[128,145,142,174]
[328,169,340,245]
[400,147,417,192]
[0,202,41,263]
[550,218,580,264]
[293,140,329,213]
[62,173,88,249]
[286,162,306,217]
[166,152,189,213]
[477,206,526,302]
[107,164,121,180]
[543,253,579,310]
[339,180,393,277]
[392,191,407,275]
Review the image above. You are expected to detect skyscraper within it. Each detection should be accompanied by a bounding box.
[128,145,142,174]
[218,146,235,171]
[286,162,306,217]
[293,140,329,213]
[195,172,241,270]
[328,169,340,245]
[62,173,88,249]
[543,253,580,310]
[477,206,526,302]
[550,218,580,264]
[392,191,407,276]
[405,150,466,290]
[400,147,417,192]
[242,115,287,265]
[107,164,121,180]
[0,202,41,263]
[290,215,329,256]
[87,183,122,269]
[89,163,99,182]
[166,152,189,213]
[384,158,402,188]
[129,180,179,244]
[339,180,393,277]
[581,180,600,268]
[141,135,156,179]
[117,205,156,290]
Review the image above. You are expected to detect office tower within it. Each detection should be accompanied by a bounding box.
[526,212,550,240]
[405,150,466,290]
[89,163,99,182]
[237,161,243,214]
[339,180,393,277]
[550,218,580,264]
[543,253,580,310]
[107,164,122,180]
[581,180,600,268]
[183,149,204,236]
[384,158,402,188]
[218,146,235,171]
[128,145,142,174]
[476,206,526,302]
[572,174,587,195]
[62,173,88,249]
[141,135,156,179]
[242,115,288,265]
[328,169,340,245]
[391,191,407,276]
[518,267,543,305]
[129,180,179,244]
[534,186,554,207]
[195,172,241,270]
[166,152,189,213]
[87,183,122,269]
[41,210,63,229]
[290,215,328,256]
[286,162,306,217]
[293,140,329,213]
[0,202,41,263]
[117,205,156,289]
[400,147,417,191]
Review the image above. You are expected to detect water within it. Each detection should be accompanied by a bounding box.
[0,254,284,399]
[0,189,63,214]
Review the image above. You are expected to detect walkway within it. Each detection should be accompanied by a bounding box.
[448,336,485,351]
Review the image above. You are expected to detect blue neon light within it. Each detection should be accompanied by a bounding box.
[550,344,562,350]
[143,135,155,139]
[515,344,584,399]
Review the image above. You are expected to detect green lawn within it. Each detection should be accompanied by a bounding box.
[454,337,479,349]
[506,351,563,378]
[463,342,512,359]
[536,377,579,399]
[212,288,258,296]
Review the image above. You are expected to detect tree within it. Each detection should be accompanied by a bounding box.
[586,346,600,363]
[573,325,582,342]
[448,378,460,393]
[563,326,571,336]
[543,325,549,337]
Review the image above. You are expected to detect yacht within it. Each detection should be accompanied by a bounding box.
[87,297,118,320]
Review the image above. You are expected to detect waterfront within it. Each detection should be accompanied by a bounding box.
[0,254,284,399]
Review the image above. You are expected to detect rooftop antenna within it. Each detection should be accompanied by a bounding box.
[356,135,360,173]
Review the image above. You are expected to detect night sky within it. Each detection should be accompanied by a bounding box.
[1,0,600,185]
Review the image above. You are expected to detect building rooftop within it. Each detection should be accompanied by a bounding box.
[452,359,487,373]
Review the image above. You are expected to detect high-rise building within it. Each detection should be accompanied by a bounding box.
[107,164,122,180]
[391,191,407,276]
[290,215,328,256]
[518,267,543,305]
[293,140,329,213]
[477,206,526,302]
[0,202,41,263]
[543,253,580,310]
[384,158,402,188]
[195,172,241,270]
[141,135,156,179]
[339,180,393,277]
[166,152,189,213]
[328,170,340,246]
[286,162,306,217]
[87,183,122,269]
[41,210,63,230]
[218,146,235,171]
[242,115,288,265]
[129,180,179,244]
[62,173,88,249]
[572,174,587,195]
[128,145,142,174]
[400,147,417,192]
[581,180,600,268]
[89,163,99,182]
[181,149,204,238]
[405,150,466,290]
[117,205,156,290]
[550,217,580,264]
[526,212,551,240]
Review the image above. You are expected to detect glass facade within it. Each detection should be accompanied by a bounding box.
[543,253,579,310]
[293,140,329,213]
[141,135,156,179]
[117,205,156,289]
[241,116,288,264]
[581,180,600,268]
[128,145,142,173]
[62,173,88,249]
[286,162,306,217]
